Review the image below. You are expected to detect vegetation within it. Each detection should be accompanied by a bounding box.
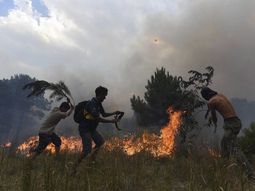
[239,123,255,158]
[130,67,214,142]
[1,69,255,190]
[0,147,254,191]
[23,80,74,105]
[0,74,51,144]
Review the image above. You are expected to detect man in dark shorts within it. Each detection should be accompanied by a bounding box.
[201,87,255,178]
[77,86,121,164]
[30,101,74,159]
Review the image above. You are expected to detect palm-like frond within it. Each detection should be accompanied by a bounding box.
[49,88,65,99]
[57,81,75,104]
[23,80,74,105]
[58,81,71,96]
[52,82,74,104]
[22,80,51,97]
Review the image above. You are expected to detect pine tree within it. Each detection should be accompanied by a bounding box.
[130,67,213,141]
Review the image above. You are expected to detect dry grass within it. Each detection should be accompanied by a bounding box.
[0,147,255,191]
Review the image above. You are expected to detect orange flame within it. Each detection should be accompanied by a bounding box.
[106,107,183,157]
[17,136,82,156]
[208,148,221,158]
[1,141,12,148]
[17,107,183,157]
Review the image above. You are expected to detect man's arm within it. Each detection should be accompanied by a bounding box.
[96,117,119,123]
[101,111,122,118]
[99,104,121,118]
[207,100,217,125]
[59,104,74,119]
[66,104,74,116]
[205,109,210,119]
[211,109,217,127]
[207,101,218,132]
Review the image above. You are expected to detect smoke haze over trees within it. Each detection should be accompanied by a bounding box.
[231,98,255,129]
[0,74,51,144]
[0,72,255,145]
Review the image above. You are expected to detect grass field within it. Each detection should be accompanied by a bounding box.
[1,146,255,191]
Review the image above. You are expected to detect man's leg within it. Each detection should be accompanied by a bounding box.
[91,130,105,162]
[51,133,62,155]
[235,149,255,178]
[230,133,255,178]
[221,129,232,158]
[78,128,93,163]
[30,133,50,159]
[223,129,255,178]
[71,129,93,174]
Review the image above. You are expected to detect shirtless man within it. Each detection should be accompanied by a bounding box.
[201,87,255,178]
[201,87,241,157]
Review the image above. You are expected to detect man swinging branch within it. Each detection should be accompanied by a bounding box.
[30,101,74,159]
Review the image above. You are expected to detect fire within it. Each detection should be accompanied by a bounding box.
[208,148,221,158]
[17,136,82,156]
[159,107,183,155]
[17,107,183,157]
[1,141,12,148]
[106,107,183,157]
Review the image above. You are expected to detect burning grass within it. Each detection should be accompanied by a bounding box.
[17,136,82,156]
[17,107,183,157]
[1,107,255,190]
[1,147,255,191]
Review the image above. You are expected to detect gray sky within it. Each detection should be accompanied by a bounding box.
[0,0,254,115]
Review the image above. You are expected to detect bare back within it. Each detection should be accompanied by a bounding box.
[208,94,236,119]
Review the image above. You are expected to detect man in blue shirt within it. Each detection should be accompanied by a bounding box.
[78,86,121,164]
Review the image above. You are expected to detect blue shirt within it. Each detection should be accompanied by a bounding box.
[79,97,105,131]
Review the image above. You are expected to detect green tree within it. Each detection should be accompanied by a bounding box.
[0,74,51,144]
[130,67,213,141]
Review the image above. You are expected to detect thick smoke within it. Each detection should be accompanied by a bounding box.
[124,0,255,101]
[48,0,255,116]
[1,0,255,141]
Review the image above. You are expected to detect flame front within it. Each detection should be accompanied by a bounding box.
[158,107,183,155]
[106,107,183,157]
[17,136,82,156]
[1,141,12,148]
[17,107,183,157]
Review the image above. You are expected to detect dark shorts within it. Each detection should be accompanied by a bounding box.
[223,116,242,135]
[221,117,242,157]
[34,133,62,154]
[79,127,105,157]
